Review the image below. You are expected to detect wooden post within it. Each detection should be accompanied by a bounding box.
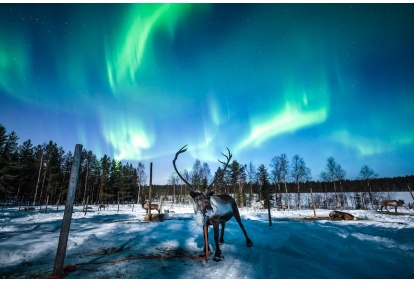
[265,181,272,226]
[52,144,82,278]
[117,192,120,212]
[33,152,43,206]
[148,162,153,220]
[84,196,89,216]
[407,185,414,202]
[310,187,317,218]
[45,194,49,213]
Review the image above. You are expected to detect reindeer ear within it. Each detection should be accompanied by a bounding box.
[190,191,196,198]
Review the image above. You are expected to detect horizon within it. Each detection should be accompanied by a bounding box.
[1,3,413,184]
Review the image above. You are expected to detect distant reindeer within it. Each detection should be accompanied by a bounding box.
[277,205,288,211]
[98,204,107,211]
[19,207,35,212]
[251,201,264,211]
[173,145,253,261]
[142,203,161,214]
[329,210,356,220]
[380,200,405,213]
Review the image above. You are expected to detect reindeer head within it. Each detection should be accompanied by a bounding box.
[173,145,232,225]
[189,191,215,224]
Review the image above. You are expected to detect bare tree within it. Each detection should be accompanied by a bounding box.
[319,171,329,208]
[191,159,203,190]
[290,154,311,209]
[33,146,44,206]
[320,157,339,208]
[335,164,347,209]
[168,172,180,208]
[270,156,282,207]
[273,154,289,209]
[136,162,147,205]
[81,150,93,211]
[359,164,378,209]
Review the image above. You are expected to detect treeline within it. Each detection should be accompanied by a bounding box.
[1,123,413,210]
[0,124,148,208]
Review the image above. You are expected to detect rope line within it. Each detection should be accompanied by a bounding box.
[50,253,207,278]
[50,225,212,279]
[51,227,211,279]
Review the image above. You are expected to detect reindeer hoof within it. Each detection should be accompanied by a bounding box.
[213,255,224,262]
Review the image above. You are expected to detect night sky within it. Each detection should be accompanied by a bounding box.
[1,3,413,184]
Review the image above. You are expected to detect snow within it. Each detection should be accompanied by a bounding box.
[1,196,414,280]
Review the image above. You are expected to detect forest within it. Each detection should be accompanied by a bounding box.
[1,123,413,211]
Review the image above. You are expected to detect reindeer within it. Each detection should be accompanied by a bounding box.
[173,145,253,262]
[98,204,107,211]
[142,203,161,214]
[380,200,405,212]
[329,210,356,220]
[277,205,288,211]
[251,201,264,211]
[19,207,35,212]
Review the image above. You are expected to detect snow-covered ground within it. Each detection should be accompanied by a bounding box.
[1,198,414,279]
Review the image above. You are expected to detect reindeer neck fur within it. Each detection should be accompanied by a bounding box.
[193,194,233,227]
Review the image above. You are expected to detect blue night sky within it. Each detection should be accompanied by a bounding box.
[1,3,414,184]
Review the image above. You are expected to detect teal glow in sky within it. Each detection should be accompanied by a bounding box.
[1,3,413,184]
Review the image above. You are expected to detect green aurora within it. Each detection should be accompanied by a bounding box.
[1,3,413,183]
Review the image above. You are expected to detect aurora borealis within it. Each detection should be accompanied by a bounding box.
[1,3,413,184]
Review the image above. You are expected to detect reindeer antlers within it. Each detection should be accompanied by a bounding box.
[206,147,232,193]
[172,145,232,194]
[172,145,194,191]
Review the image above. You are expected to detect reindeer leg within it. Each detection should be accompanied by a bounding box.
[232,204,253,247]
[219,222,225,244]
[213,223,223,261]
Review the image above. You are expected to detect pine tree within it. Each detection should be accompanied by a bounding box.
[257,164,273,209]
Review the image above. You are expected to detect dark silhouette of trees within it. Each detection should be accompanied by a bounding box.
[212,167,226,193]
[257,164,272,209]
[0,123,413,211]
[246,162,257,207]
[228,160,246,207]
[190,159,202,190]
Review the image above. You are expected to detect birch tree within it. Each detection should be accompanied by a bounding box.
[290,154,311,209]
[359,164,378,209]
